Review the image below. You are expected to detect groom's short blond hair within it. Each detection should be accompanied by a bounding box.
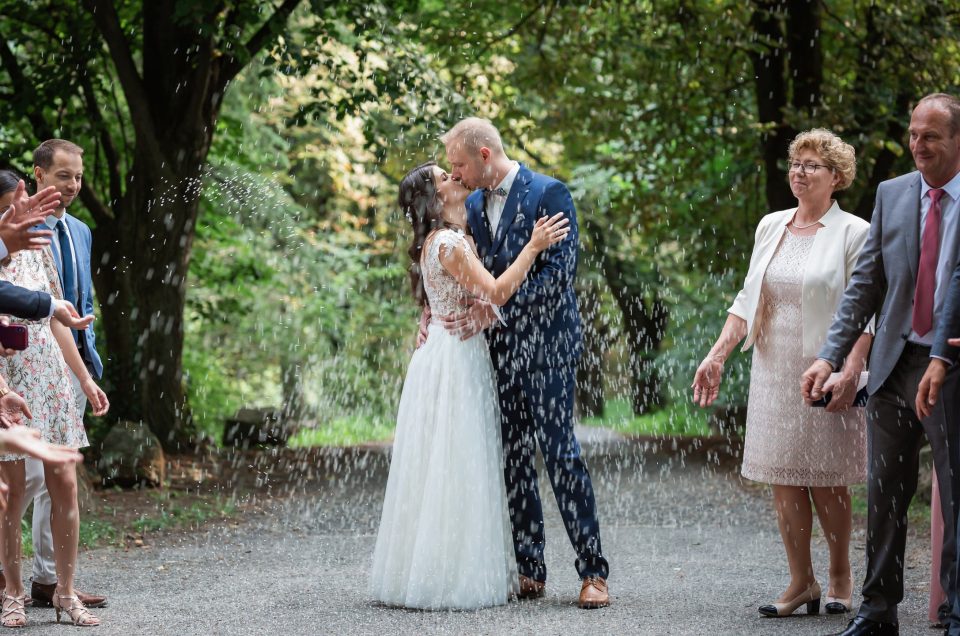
[440,117,505,155]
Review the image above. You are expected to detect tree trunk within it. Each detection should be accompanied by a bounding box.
[78,0,304,451]
[749,0,824,213]
[749,1,795,212]
[575,283,608,418]
[601,256,668,416]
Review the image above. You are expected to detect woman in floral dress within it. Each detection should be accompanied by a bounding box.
[0,172,109,628]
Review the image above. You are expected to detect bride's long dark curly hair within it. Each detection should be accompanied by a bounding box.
[399,161,461,306]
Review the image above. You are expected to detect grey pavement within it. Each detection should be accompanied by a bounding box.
[17,428,938,635]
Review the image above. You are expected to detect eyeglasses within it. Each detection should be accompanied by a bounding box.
[788,161,833,175]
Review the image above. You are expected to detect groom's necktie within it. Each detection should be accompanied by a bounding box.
[912,188,945,337]
[56,219,78,307]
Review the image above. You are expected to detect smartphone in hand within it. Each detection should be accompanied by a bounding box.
[0,324,28,350]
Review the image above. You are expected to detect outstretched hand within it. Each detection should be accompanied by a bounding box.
[0,180,56,254]
[0,426,82,466]
[0,389,32,428]
[51,299,94,331]
[691,355,724,407]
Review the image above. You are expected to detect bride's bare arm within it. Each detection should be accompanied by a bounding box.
[438,214,569,306]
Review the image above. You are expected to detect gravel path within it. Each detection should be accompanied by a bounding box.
[15,430,937,635]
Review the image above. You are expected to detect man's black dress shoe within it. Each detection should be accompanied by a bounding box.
[832,615,899,636]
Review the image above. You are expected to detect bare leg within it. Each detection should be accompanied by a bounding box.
[43,460,98,626]
[43,464,80,596]
[811,485,853,600]
[772,484,817,599]
[42,461,79,597]
[0,460,26,598]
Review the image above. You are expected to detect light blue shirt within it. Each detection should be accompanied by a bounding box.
[909,171,960,346]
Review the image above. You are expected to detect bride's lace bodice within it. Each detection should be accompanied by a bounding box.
[422,229,474,317]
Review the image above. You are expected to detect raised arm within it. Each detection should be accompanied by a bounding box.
[438,214,569,307]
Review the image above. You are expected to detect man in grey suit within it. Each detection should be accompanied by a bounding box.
[802,93,960,636]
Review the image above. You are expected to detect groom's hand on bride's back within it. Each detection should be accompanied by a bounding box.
[417,306,432,348]
[439,299,497,341]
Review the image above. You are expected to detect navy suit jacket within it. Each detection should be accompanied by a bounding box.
[466,164,583,371]
[46,214,103,379]
[0,280,51,320]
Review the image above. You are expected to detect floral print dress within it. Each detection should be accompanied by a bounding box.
[0,246,87,460]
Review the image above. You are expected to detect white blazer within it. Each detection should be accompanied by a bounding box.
[728,201,873,356]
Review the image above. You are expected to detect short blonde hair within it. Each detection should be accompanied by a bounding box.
[440,117,504,155]
[788,128,857,191]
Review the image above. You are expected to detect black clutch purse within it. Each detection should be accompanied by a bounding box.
[810,371,869,408]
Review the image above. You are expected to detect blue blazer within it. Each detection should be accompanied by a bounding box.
[46,214,103,379]
[466,164,583,371]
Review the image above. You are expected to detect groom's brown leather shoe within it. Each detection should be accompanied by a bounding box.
[30,582,107,608]
[517,575,545,599]
[578,576,609,609]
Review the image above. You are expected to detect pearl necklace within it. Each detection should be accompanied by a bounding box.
[789,214,823,229]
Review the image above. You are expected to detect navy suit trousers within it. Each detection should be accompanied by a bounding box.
[494,359,608,581]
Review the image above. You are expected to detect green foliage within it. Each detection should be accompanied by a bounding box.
[582,399,711,437]
[6,1,960,445]
[288,414,395,447]
[132,496,237,534]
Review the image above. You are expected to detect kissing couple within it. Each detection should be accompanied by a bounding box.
[369,117,610,610]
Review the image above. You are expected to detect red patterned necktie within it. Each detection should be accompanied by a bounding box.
[912,188,945,336]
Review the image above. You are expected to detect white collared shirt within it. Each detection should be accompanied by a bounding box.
[907,171,960,346]
[486,161,520,233]
[45,214,79,302]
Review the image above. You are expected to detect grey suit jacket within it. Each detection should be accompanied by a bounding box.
[819,171,924,394]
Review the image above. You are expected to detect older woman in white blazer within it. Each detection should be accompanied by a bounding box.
[692,129,872,619]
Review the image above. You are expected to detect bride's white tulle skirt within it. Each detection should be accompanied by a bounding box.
[370,324,518,610]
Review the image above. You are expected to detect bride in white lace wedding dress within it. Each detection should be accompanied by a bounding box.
[369,161,568,610]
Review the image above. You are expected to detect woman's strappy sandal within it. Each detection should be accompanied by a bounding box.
[53,591,100,627]
[0,592,26,628]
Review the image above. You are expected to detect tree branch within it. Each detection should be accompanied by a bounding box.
[83,0,161,159]
[476,1,548,59]
[77,74,121,219]
[219,0,304,86]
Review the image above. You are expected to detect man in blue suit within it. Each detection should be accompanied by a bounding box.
[439,117,609,608]
[0,139,107,608]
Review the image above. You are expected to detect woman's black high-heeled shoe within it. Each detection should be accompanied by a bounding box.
[824,576,853,614]
[758,582,821,617]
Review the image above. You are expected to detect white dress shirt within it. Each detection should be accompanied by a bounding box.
[485,161,520,233]
[908,171,960,346]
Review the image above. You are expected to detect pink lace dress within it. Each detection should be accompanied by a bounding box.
[740,231,866,486]
[0,247,87,460]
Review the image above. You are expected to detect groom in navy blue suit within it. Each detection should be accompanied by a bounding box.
[440,118,609,608]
